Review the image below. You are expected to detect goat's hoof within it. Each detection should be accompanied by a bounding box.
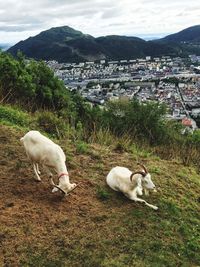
[153,206,158,210]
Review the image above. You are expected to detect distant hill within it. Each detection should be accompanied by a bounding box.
[159,25,200,43]
[157,25,200,56]
[96,35,176,60]
[8,26,177,63]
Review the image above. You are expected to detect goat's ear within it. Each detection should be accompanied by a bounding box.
[52,187,59,193]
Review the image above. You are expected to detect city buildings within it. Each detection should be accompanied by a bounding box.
[46,55,200,129]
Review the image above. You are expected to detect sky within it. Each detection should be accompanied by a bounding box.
[0,0,199,45]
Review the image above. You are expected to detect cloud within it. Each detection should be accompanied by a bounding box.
[0,24,42,32]
[0,0,199,43]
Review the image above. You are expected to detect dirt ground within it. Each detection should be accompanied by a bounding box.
[0,126,137,266]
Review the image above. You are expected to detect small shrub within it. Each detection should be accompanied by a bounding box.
[76,141,88,154]
[36,111,68,138]
[89,128,114,146]
[113,142,126,153]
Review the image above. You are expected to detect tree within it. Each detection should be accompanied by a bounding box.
[0,52,73,111]
[102,99,168,144]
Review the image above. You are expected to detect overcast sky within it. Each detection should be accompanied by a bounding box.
[0,0,199,44]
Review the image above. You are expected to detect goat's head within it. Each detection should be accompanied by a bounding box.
[130,163,156,190]
[142,172,155,190]
[138,163,156,190]
[51,177,77,195]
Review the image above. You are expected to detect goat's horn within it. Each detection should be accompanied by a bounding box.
[137,163,148,173]
[50,178,66,194]
[130,171,146,181]
[68,184,78,194]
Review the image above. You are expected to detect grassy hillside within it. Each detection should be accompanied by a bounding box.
[0,122,199,267]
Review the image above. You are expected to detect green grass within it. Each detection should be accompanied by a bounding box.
[75,141,89,154]
[0,104,31,129]
[17,202,200,267]
[150,166,161,174]
[96,185,111,201]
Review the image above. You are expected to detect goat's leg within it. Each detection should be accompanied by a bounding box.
[44,166,58,192]
[36,163,41,175]
[128,192,158,210]
[33,164,41,181]
[133,197,158,210]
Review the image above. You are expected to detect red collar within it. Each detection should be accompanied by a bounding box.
[58,173,69,179]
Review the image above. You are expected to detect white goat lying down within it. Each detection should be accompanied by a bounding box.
[20,131,77,195]
[106,163,158,210]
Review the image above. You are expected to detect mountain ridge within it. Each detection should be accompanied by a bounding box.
[7,25,200,62]
[159,25,200,43]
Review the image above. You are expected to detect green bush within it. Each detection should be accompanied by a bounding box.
[0,105,30,127]
[101,99,168,145]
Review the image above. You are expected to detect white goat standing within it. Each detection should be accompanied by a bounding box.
[106,163,158,210]
[20,131,77,195]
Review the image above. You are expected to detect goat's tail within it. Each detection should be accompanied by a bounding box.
[20,137,24,143]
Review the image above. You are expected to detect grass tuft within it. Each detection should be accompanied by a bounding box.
[96,186,111,201]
